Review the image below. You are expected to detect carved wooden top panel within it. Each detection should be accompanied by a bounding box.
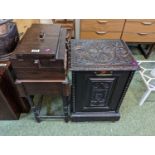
[70,39,139,71]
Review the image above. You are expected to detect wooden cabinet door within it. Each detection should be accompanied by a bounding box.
[72,71,131,113]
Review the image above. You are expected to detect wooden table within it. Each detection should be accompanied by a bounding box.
[15,78,71,122]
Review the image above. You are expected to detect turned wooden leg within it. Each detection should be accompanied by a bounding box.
[27,95,43,123]
[62,95,69,122]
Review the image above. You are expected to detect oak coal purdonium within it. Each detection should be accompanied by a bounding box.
[70,39,139,122]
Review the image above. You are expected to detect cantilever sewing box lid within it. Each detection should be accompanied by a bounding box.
[70,39,139,71]
[11,24,66,60]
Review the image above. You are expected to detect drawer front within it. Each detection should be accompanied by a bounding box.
[124,19,155,33]
[81,19,125,32]
[11,59,64,69]
[81,31,122,39]
[16,81,70,96]
[122,32,155,42]
[126,19,155,22]
[13,68,65,80]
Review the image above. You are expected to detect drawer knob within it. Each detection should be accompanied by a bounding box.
[97,20,108,24]
[96,31,107,35]
[39,32,45,40]
[137,32,149,35]
[141,21,153,25]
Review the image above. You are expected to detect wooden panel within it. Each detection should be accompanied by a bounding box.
[81,19,125,32]
[122,32,155,42]
[53,19,75,39]
[81,31,121,39]
[13,19,40,39]
[124,20,155,33]
[16,82,70,96]
[13,67,66,80]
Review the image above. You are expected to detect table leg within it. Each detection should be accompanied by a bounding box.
[62,95,69,122]
[138,44,155,59]
[27,96,42,123]
[139,89,151,106]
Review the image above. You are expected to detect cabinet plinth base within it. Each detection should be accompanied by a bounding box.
[70,112,120,122]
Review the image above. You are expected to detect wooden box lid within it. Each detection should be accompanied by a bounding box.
[70,39,139,71]
[12,24,66,60]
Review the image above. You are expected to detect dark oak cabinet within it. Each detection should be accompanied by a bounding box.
[70,39,139,122]
[71,71,134,121]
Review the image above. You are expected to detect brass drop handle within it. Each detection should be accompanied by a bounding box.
[137,32,149,35]
[95,71,112,76]
[141,21,153,25]
[96,31,107,35]
[97,20,108,24]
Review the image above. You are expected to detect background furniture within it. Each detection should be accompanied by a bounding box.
[77,19,155,58]
[14,19,75,40]
[138,61,155,106]
[70,39,139,122]
[52,19,75,40]
[80,19,125,39]
[122,20,155,42]
[122,20,155,58]
[0,61,30,120]
[13,19,40,39]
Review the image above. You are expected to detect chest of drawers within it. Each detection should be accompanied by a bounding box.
[80,19,155,42]
[122,19,155,42]
[79,19,155,58]
[80,19,125,39]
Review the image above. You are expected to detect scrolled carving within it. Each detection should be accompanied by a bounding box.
[90,81,111,107]
[71,39,139,71]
